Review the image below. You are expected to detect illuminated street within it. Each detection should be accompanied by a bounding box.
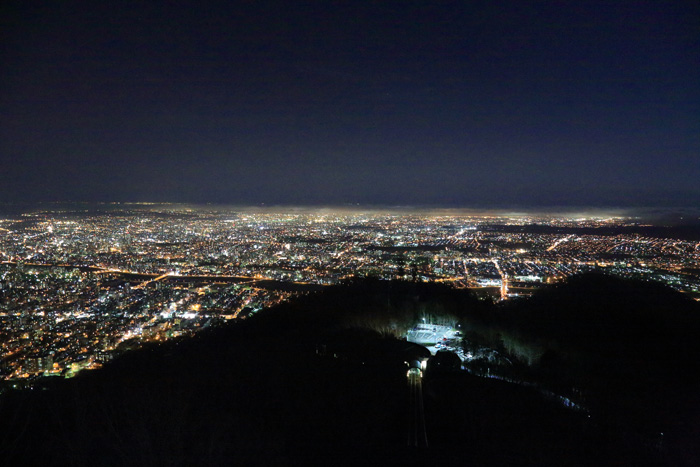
[1,205,700,386]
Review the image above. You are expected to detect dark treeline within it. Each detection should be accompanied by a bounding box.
[1,276,698,465]
[458,274,700,465]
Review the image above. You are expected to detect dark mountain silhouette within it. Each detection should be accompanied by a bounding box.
[1,277,698,465]
[461,273,700,465]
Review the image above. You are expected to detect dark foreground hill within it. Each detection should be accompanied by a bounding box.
[1,277,699,466]
[461,273,700,465]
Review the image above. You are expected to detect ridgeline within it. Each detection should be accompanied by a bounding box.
[2,276,699,466]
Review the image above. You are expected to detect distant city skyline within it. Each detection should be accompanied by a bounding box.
[2,1,698,207]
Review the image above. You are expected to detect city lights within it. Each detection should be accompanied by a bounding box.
[1,205,699,387]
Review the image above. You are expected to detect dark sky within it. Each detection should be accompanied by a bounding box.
[2,1,699,207]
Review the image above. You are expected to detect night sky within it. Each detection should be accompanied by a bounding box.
[2,1,699,207]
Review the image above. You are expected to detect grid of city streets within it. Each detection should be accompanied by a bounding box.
[2,205,699,387]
